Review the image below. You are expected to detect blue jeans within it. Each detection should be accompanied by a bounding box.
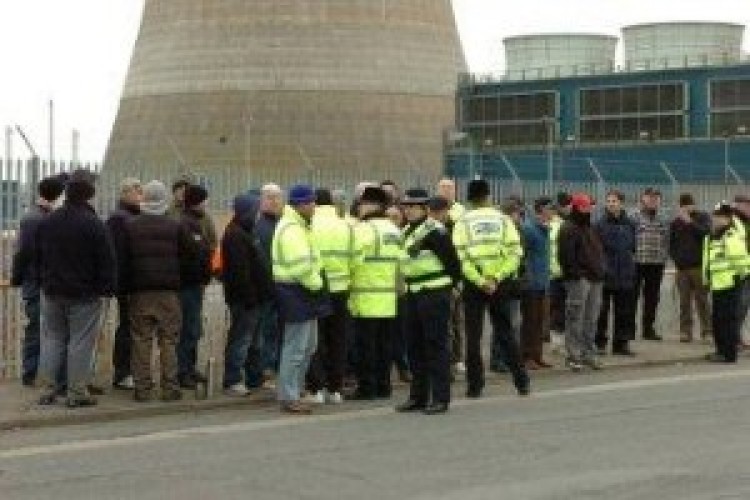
[178,286,204,378]
[224,303,261,388]
[22,296,41,384]
[277,320,318,402]
[39,295,102,397]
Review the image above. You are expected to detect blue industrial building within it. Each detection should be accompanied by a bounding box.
[446,23,750,191]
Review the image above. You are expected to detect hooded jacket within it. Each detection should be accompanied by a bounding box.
[558,210,605,282]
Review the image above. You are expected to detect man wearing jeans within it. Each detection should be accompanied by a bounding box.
[558,193,605,371]
[11,176,65,387]
[37,169,117,407]
[272,185,329,414]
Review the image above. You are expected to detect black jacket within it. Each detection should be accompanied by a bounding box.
[122,213,192,293]
[11,203,52,299]
[179,208,212,287]
[221,216,273,307]
[106,201,141,295]
[559,212,605,282]
[669,210,711,270]
[594,210,637,289]
[37,202,117,299]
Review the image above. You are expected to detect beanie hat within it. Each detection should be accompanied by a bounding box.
[427,196,450,211]
[141,181,169,215]
[359,186,389,206]
[570,192,594,213]
[288,184,315,205]
[184,184,208,208]
[713,201,733,217]
[233,193,258,218]
[38,176,65,202]
[315,188,334,206]
[679,193,696,207]
[171,175,192,193]
[556,191,572,208]
[401,188,430,205]
[467,179,490,202]
[65,169,96,203]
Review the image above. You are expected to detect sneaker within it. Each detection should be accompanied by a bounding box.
[113,376,135,390]
[582,357,604,370]
[566,358,583,372]
[326,391,343,404]
[453,362,467,374]
[66,395,98,408]
[224,383,251,397]
[303,391,325,404]
[280,401,313,415]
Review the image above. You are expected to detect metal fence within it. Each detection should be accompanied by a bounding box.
[0,158,746,381]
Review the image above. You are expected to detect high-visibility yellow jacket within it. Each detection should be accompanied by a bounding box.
[312,206,354,293]
[349,217,403,318]
[452,205,523,288]
[402,218,452,293]
[549,215,564,279]
[703,225,748,291]
[449,202,466,224]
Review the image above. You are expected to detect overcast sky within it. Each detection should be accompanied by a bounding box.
[1,0,749,163]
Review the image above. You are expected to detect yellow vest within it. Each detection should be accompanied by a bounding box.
[349,217,403,318]
[449,202,466,223]
[703,226,746,291]
[549,215,563,279]
[452,206,523,288]
[402,218,452,293]
[312,206,354,293]
[272,205,323,292]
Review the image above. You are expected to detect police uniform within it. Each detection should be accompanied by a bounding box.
[704,203,749,363]
[309,198,354,401]
[397,190,462,414]
[349,187,403,399]
[452,180,530,397]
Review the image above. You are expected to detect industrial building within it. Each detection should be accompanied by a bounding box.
[105,0,465,180]
[446,22,750,193]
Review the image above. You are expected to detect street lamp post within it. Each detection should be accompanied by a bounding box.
[544,116,555,194]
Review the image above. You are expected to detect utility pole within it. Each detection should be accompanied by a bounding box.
[49,100,55,166]
[4,126,12,166]
[72,129,80,167]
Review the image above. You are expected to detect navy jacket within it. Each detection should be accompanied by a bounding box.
[11,204,52,299]
[521,219,551,292]
[37,202,117,299]
[106,201,141,295]
[594,210,637,290]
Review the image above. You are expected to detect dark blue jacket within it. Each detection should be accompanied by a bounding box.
[255,212,279,271]
[594,210,637,290]
[106,201,141,295]
[37,202,117,299]
[521,219,551,292]
[11,204,52,299]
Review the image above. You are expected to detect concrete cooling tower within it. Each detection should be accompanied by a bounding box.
[104,0,466,179]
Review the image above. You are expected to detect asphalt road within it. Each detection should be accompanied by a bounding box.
[2,363,750,500]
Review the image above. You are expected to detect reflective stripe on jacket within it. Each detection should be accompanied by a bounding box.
[402,218,452,293]
[312,206,353,293]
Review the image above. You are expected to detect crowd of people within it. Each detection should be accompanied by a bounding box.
[10,169,750,414]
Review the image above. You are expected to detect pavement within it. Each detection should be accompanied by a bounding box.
[0,334,717,431]
[2,362,750,499]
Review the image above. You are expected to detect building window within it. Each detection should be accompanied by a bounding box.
[461,91,557,146]
[579,82,687,142]
[710,79,750,137]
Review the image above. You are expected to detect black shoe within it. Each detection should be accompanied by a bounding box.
[179,374,197,389]
[517,385,531,397]
[423,402,449,415]
[612,346,636,356]
[396,399,427,412]
[22,376,36,387]
[643,331,662,341]
[133,390,154,403]
[192,372,208,384]
[375,389,392,399]
[397,369,413,383]
[38,393,57,406]
[87,384,106,396]
[705,353,731,363]
[466,387,483,399]
[66,396,98,408]
[161,389,183,402]
[346,390,375,401]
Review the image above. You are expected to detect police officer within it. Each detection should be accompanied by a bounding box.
[396,190,462,415]
[452,179,530,398]
[348,186,403,400]
[704,202,748,363]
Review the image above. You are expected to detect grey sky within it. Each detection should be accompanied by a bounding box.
[1,0,748,162]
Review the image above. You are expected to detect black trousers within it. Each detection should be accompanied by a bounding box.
[113,295,132,383]
[463,284,528,394]
[713,286,740,362]
[406,288,452,405]
[635,264,665,336]
[308,293,349,393]
[354,318,394,397]
[596,288,636,349]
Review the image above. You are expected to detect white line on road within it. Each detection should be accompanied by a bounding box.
[2,368,749,460]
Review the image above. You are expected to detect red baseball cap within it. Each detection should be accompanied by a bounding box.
[570,193,594,213]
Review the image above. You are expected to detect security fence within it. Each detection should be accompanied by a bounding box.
[0,158,745,381]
